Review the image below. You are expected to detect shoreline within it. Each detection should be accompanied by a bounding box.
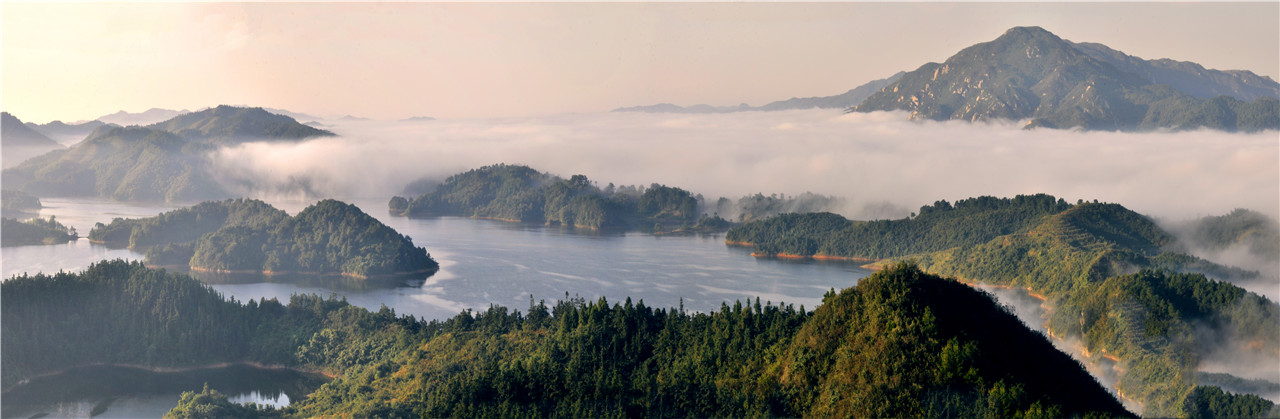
[187,265,439,280]
[3,361,334,394]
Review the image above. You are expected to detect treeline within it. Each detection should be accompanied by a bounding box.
[9,261,1137,418]
[1174,208,1280,261]
[392,164,701,231]
[89,198,437,278]
[726,194,1280,416]
[726,194,1080,258]
[391,164,846,232]
[281,263,1132,418]
[1,189,42,215]
[1,215,77,247]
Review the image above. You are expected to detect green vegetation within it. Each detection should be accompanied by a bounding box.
[1,106,332,202]
[1181,386,1277,419]
[3,261,1132,417]
[395,164,700,231]
[395,164,844,232]
[89,199,437,277]
[1,189,42,215]
[710,191,844,223]
[1,216,77,247]
[853,26,1280,132]
[727,195,1280,416]
[147,105,334,146]
[1177,208,1279,262]
[165,384,277,419]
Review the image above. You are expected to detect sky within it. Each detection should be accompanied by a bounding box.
[2,2,1279,123]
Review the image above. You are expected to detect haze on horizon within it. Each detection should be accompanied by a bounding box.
[3,2,1278,123]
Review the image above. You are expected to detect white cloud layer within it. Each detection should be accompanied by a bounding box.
[212,110,1279,224]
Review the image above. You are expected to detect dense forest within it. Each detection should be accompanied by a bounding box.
[392,164,845,232]
[88,198,437,278]
[1,215,77,247]
[726,194,1280,416]
[8,261,1145,418]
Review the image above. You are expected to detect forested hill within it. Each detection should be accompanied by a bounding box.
[147,105,335,145]
[852,26,1280,132]
[1,112,63,168]
[89,199,437,278]
[6,260,1148,417]
[393,164,847,232]
[392,164,705,231]
[727,194,1280,416]
[1,106,333,202]
[1,126,228,201]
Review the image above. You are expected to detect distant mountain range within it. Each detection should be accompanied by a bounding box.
[1,113,63,169]
[853,26,1279,132]
[25,119,114,146]
[146,105,335,146]
[2,106,335,202]
[613,72,903,114]
[94,108,191,126]
[617,26,1277,132]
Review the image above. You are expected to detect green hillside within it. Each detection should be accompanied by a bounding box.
[1,106,334,202]
[395,164,699,231]
[1,216,77,247]
[2,260,1135,418]
[89,199,437,278]
[147,105,334,145]
[727,195,1279,416]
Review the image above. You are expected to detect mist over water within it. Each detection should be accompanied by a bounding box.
[211,110,1279,223]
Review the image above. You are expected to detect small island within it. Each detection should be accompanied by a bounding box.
[1,216,77,247]
[89,198,437,278]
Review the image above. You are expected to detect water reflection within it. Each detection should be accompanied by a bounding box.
[1,364,328,419]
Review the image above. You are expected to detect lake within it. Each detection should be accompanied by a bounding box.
[2,197,875,417]
[0,364,328,419]
[4,198,873,320]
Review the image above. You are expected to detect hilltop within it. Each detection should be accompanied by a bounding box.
[1,112,62,169]
[726,194,1280,415]
[89,199,437,278]
[852,26,1279,132]
[2,106,334,202]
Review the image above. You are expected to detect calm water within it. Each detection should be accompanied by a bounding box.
[0,364,328,419]
[4,198,873,320]
[2,197,873,417]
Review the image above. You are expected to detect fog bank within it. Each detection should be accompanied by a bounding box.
[211,110,1279,222]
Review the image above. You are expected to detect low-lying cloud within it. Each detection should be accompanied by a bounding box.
[211,109,1280,223]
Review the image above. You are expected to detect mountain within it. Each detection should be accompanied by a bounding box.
[398,116,436,122]
[1069,41,1280,102]
[612,72,904,114]
[94,108,189,126]
[25,119,114,145]
[394,164,703,231]
[726,194,1280,416]
[1,126,228,201]
[1,112,64,169]
[147,105,335,145]
[853,26,1280,132]
[2,106,334,202]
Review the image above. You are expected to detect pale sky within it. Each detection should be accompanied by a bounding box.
[3,2,1278,123]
